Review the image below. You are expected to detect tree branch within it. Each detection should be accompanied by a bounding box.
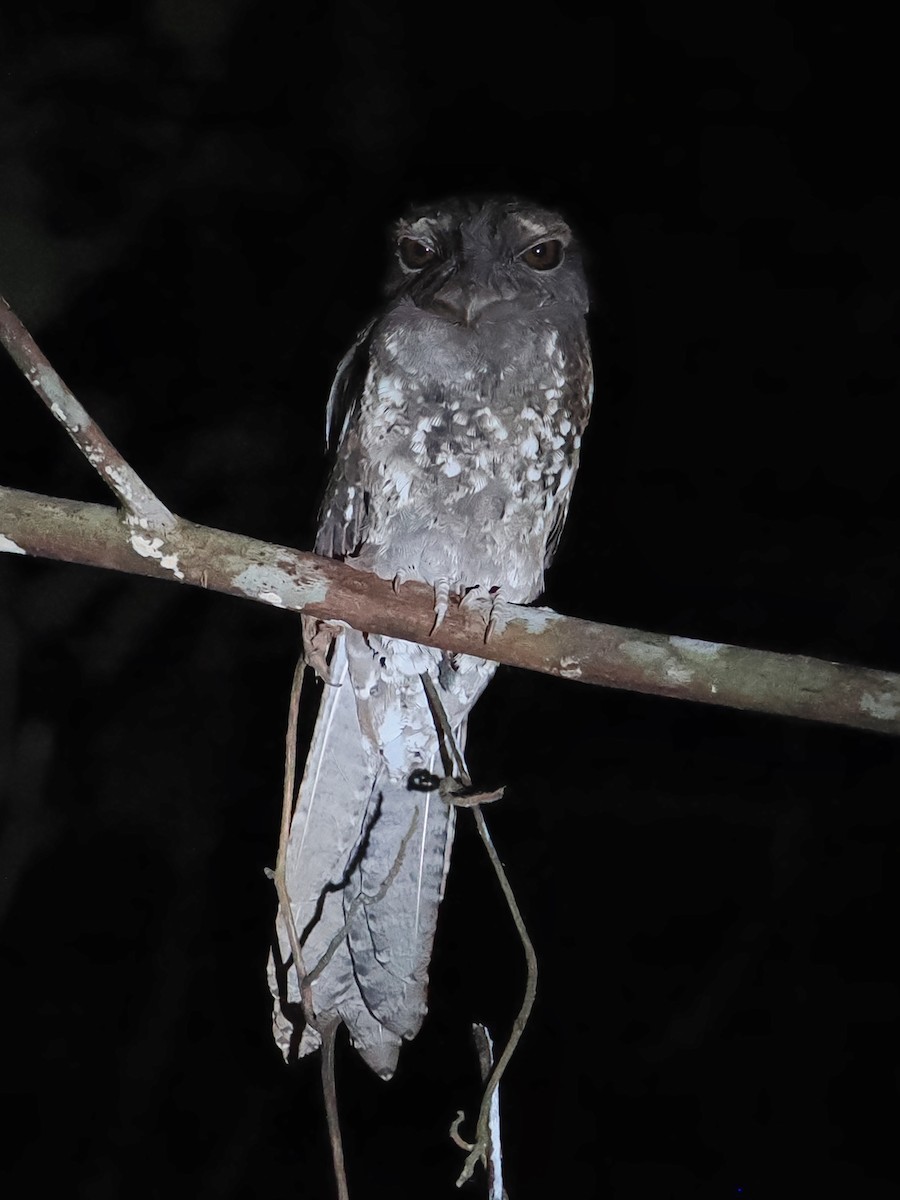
[2,484,899,737]
[0,296,173,529]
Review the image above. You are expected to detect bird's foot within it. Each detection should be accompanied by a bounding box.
[430,578,451,634]
[460,584,503,642]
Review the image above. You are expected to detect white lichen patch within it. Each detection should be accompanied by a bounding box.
[103,463,138,502]
[130,533,164,557]
[622,640,669,667]
[665,664,695,685]
[0,534,26,555]
[505,605,565,634]
[124,513,153,530]
[860,691,900,721]
[33,361,87,427]
[159,553,184,578]
[233,564,324,608]
[129,532,185,580]
[559,656,582,679]
[669,636,724,657]
[625,641,695,686]
[259,591,286,607]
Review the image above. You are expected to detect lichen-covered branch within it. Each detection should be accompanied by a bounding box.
[2,484,899,737]
[0,296,173,529]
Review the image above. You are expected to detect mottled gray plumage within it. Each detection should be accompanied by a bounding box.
[269,196,592,1077]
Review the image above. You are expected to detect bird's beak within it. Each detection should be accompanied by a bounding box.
[427,275,501,327]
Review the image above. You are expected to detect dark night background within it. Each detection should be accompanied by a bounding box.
[1,5,898,1197]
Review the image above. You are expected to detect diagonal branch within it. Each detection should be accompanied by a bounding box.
[0,295,173,529]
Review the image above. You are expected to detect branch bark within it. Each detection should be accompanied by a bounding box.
[3,484,899,737]
[0,296,174,529]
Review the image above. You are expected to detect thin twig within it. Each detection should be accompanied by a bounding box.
[419,673,536,1190]
[269,655,317,1022]
[457,807,539,1187]
[320,1019,351,1200]
[420,672,468,781]
[472,1024,506,1200]
[0,295,174,529]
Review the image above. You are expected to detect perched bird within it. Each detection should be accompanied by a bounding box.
[269,195,593,1078]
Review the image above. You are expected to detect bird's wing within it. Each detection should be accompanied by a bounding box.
[543,331,594,570]
[313,324,376,561]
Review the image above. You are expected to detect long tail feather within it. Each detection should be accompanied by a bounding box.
[269,631,493,1077]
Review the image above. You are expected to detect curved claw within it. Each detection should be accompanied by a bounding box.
[459,585,503,642]
[430,578,450,634]
[430,602,448,634]
[458,585,485,610]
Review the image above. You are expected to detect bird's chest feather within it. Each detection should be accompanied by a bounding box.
[349,322,584,599]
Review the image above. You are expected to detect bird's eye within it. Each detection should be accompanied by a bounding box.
[398,238,437,270]
[519,239,563,271]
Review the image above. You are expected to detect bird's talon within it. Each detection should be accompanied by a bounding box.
[430,603,448,634]
[430,578,451,634]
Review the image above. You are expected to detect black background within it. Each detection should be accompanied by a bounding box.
[1,5,898,1197]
